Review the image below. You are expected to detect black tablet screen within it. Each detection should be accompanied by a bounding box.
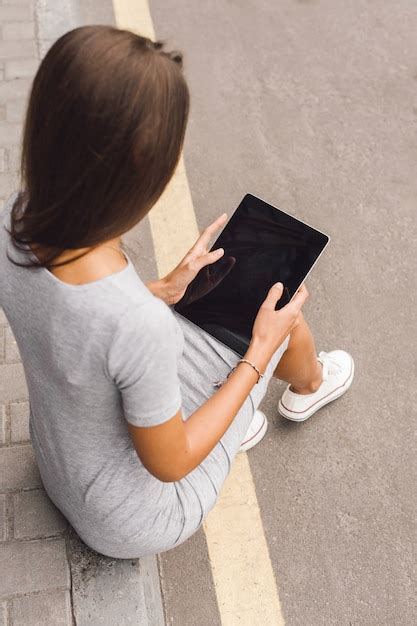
[174,194,329,356]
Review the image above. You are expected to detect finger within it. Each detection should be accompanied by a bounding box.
[290,284,309,310]
[196,247,224,270]
[295,283,309,299]
[296,283,308,295]
[198,213,227,247]
[262,282,284,310]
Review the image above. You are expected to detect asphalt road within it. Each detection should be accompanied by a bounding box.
[150,1,417,624]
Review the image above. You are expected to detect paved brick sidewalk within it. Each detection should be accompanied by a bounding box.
[0,1,164,624]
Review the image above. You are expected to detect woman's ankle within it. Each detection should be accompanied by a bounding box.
[289,361,323,395]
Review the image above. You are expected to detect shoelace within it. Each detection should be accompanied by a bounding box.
[318,351,342,381]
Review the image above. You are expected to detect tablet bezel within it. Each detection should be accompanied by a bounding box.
[174,193,330,356]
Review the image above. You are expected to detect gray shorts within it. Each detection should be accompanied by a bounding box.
[165,312,290,552]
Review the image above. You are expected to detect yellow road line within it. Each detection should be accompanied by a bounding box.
[112,0,155,38]
[112,1,285,623]
[203,453,284,626]
[149,156,199,277]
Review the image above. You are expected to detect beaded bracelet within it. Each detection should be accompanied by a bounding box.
[213,359,265,388]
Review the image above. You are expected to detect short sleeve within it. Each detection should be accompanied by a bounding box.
[106,299,182,427]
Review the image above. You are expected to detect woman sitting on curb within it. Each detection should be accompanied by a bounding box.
[0,25,354,558]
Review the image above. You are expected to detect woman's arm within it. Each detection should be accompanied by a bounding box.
[146,277,173,304]
[127,283,308,482]
[146,277,185,306]
[128,338,269,482]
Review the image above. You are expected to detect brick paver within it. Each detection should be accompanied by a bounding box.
[11,591,72,626]
[13,489,67,539]
[10,401,30,442]
[0,538,69,597]
[0,445,41,491]
[2,21,35,41]
[0,6,33,23]
[0,362,27,401]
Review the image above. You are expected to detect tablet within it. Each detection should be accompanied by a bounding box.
[174,194,330,357]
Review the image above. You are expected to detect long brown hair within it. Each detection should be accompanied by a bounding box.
[5,25,189,269]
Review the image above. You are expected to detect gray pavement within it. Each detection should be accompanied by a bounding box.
[0,1,164,624]
[151,0,417,624]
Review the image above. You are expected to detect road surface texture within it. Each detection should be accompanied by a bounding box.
[0,0,416,624]
[150,1,417,624]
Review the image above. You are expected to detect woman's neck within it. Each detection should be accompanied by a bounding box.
[30,236,127,286]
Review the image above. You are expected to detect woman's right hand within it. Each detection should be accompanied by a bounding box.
[250,282,309,358]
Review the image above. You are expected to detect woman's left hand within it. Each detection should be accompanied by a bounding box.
[148,213,228,306]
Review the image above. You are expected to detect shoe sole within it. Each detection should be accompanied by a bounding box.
[278,355,355,422]
[238,412,268,453]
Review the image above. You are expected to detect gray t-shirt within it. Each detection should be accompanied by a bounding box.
[0,194,188,551]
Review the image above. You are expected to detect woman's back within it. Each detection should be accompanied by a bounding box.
[0,193,186,556]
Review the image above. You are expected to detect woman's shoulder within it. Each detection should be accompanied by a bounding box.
[105,294,181,381]
[112,292,177,339]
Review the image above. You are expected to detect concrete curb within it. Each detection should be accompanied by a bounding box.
[68,529,165,625]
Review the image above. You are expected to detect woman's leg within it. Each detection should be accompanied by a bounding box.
[273,312,323,394]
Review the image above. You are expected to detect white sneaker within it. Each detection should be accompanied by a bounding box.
[238,410,268,453]
[278,350,354,422]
